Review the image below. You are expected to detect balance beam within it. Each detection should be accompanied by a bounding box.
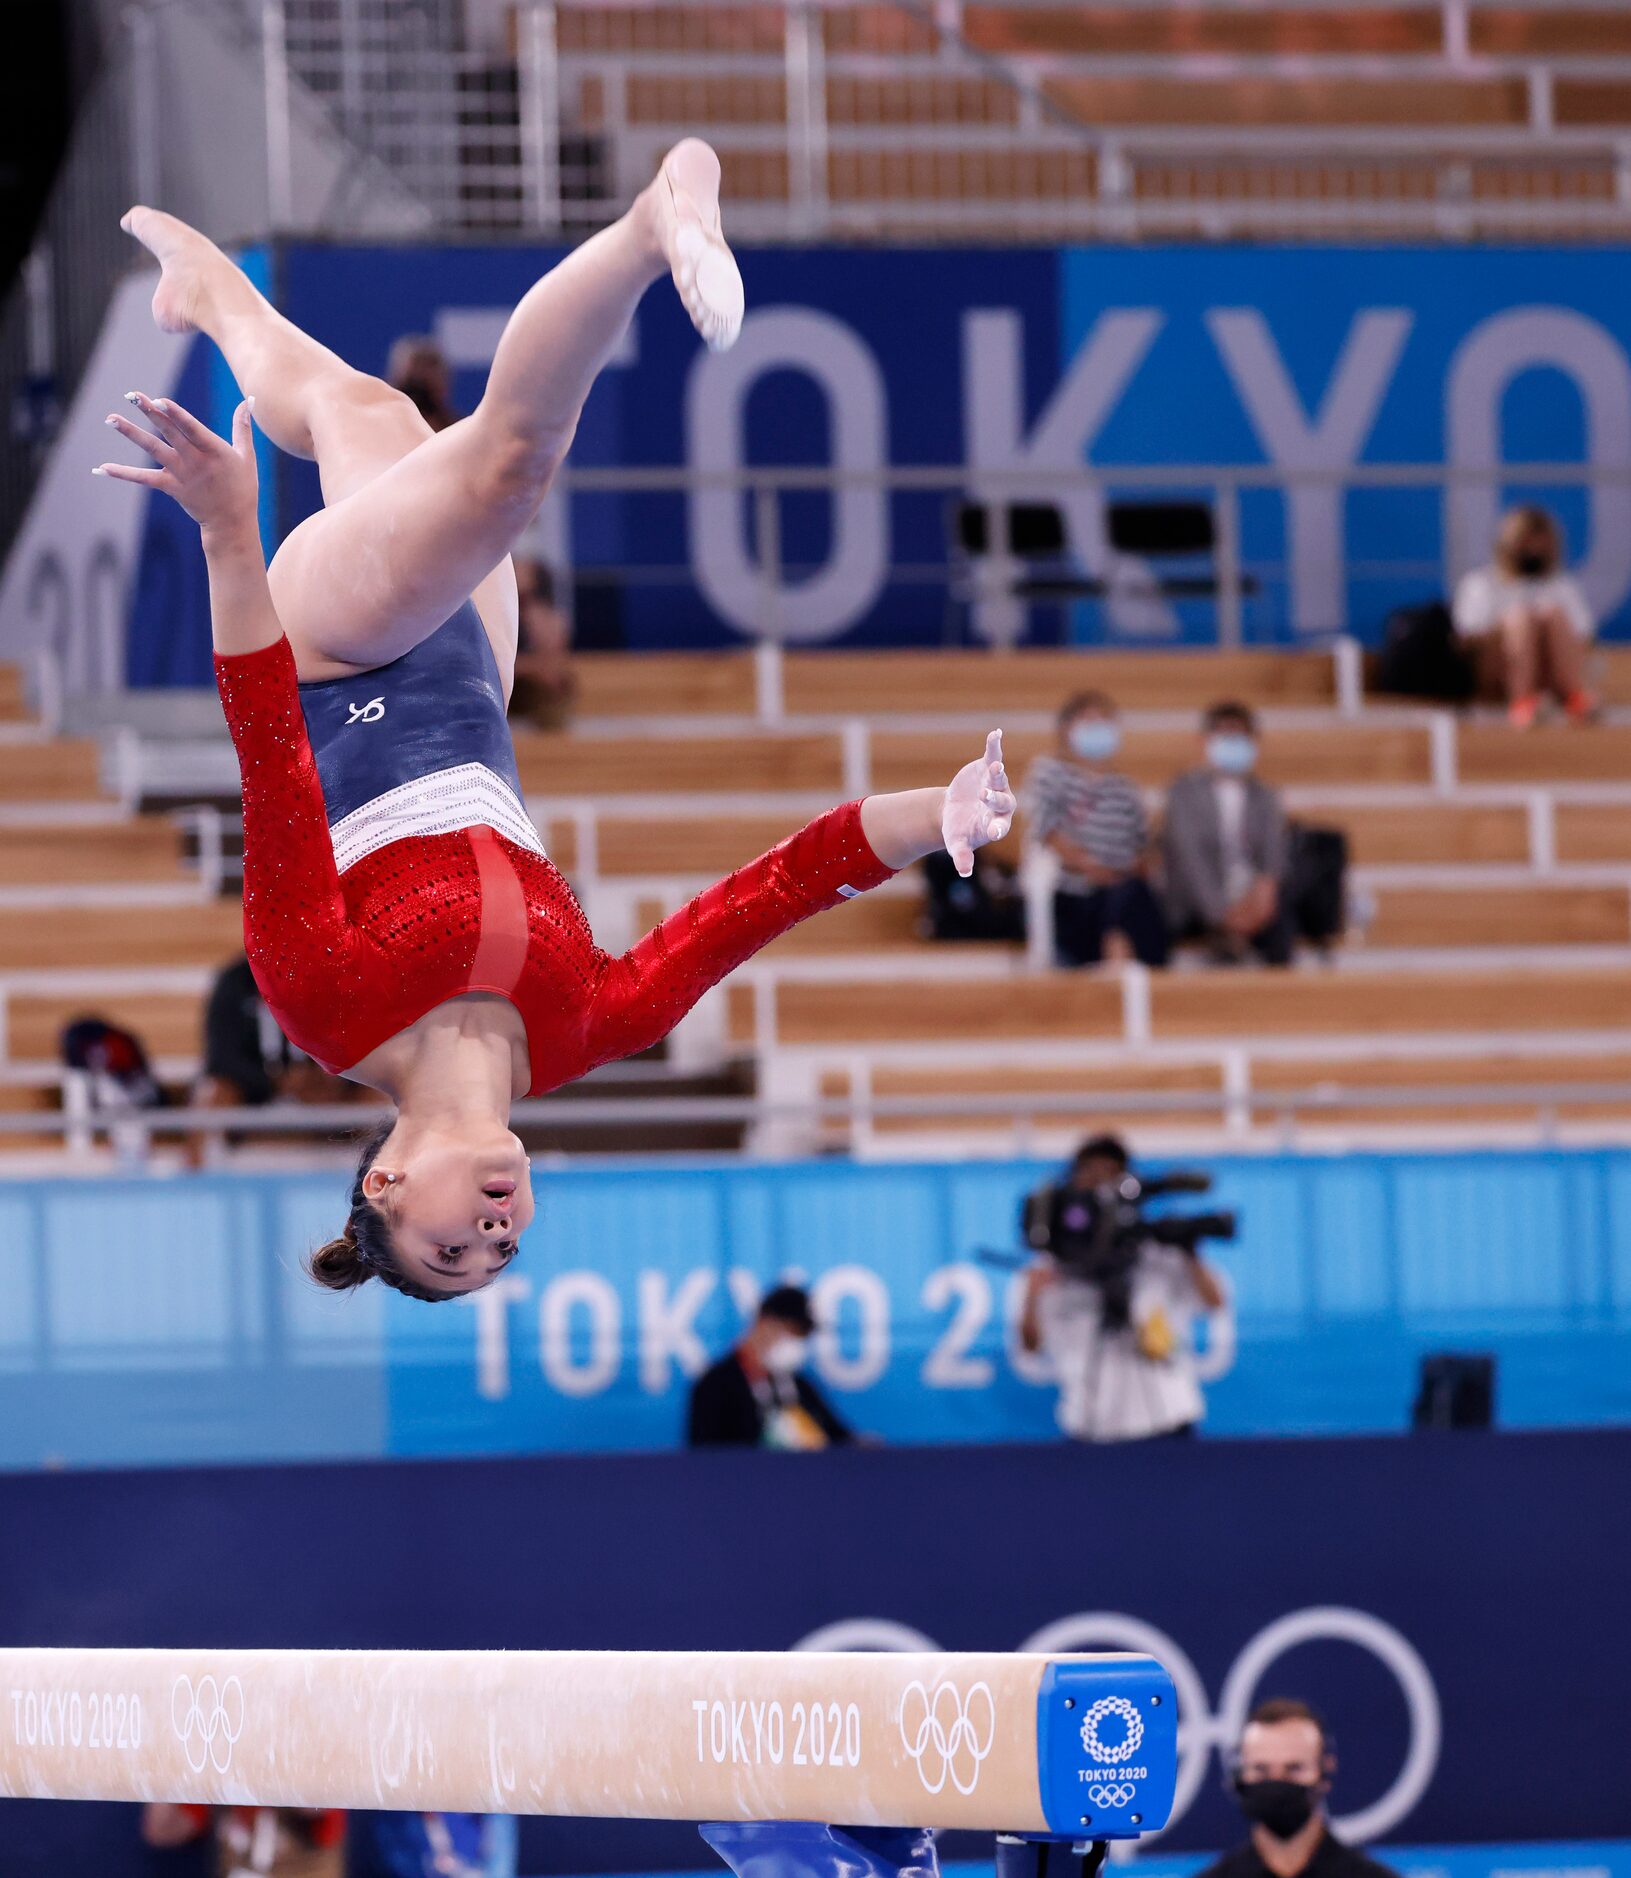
[0,1648,1176,1838]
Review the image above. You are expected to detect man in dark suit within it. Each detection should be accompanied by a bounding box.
[1163,700,1294,965]
[687,1285,855,1449]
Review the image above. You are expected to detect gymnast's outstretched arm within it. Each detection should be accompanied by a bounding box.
[580,736,1014,1072]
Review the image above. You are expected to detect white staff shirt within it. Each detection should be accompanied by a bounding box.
[1452,567,1594,640]
[1038,1246,1214,1443]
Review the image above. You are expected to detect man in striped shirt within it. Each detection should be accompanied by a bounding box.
[1025,691,1170,966]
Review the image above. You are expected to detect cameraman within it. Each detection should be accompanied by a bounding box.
[1018,1134,1228,1442]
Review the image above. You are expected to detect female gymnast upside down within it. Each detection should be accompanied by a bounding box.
[96,140,1015,1304]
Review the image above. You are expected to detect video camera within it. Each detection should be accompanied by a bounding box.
[1021,1168,1237,1332]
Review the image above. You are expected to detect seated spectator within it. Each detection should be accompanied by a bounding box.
[1164,702,1293,966]
[142,1803,345,1877]
[687,1284,855,1449]
[1025,691,1168,967]
[1453,505,1597,727]
[385,334,458,432]
[507,558,578,732]
[347,1811,517,1878]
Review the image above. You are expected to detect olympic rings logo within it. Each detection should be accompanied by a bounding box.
[1086,1784,1137,1810]
[171,1674,245,1776]
[898,1678,996,1796]
[1080,1695,1144,1764]
[798,1604,1441,1845]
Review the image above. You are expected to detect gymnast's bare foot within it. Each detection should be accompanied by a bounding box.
[648,138,744,352]
[119,206,226,335]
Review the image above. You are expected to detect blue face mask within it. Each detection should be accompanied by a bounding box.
[1068,720,1122,761]
[1207,732,1257,774]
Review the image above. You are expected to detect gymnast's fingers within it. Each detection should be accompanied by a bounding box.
[147,395,218,452]
[104,412,172,461]
[92,461,167,489]
[122,390,182,444]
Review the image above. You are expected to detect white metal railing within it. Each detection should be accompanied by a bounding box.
[238,0,1631,241]
[7,1076,1631,1167]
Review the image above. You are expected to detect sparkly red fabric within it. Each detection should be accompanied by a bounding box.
[215,637,894,1095]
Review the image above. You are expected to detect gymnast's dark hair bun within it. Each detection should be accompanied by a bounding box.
[309,1233,369,1292]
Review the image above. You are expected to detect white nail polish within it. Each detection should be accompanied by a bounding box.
[124,391,140,404]
[91,466,105,476]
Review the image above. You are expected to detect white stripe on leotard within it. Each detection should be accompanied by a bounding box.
[328,762,546,874]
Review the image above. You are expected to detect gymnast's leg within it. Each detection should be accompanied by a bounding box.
[122,140,741,676]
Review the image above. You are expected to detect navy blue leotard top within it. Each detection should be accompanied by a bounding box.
[296,599,543,873]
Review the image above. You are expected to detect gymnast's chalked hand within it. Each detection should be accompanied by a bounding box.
[94,391,259,538]
[942,729,1016,879]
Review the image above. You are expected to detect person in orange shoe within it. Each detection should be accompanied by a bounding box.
[1453,505,1598,727]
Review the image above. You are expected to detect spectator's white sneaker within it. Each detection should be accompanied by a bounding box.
[657,139,744,352]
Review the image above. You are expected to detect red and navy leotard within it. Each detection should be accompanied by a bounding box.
[214,634,892,1095]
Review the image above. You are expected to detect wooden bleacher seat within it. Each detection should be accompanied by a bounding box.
[4,991,204,1063]
[1555,803,1631,864]
[0,819,189,886]
[1471,7,1631,56]
[828,147,1098,202]
[573,652,757,718]
[837,1058,1227,1133]
[1365,884,1631,949]
[0,900,242,972]
[0,1081,62,1151]
[1252,1049,1631,1126]
[821,6,940,56]
[1319,802,1530,866]
[727,972,1127,1046]
[730,968,1631,1052]
[0,741,106,801]
[871,723,1431,792]
[1040,74,1525,129]
[1458,723,1631,784]
[512,730,845,796]
[626,73,788,126]
[554,6,787,55]
[779,647,1336,716]
[960,6,1445,58]
[1149,967,1631,1039]
[825,76,1020,126]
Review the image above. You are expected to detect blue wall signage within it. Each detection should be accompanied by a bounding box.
[0,1431,1625,1876]
[258,244,1631,652]
[2,1147,1629,1472]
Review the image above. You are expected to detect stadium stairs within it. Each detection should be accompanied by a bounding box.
[7,640,1631,1162]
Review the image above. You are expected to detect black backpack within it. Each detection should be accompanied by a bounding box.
[1284,822,1349,947]
[1375,600,1475,702]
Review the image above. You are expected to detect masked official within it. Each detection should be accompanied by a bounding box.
[1196,1699,1399,1878]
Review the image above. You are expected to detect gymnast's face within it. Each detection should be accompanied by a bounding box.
[363,1124,535,1295]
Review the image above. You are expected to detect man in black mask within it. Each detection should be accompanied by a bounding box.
[1197,1699,1398,1878]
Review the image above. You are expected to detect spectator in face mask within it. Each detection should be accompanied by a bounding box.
[1196,1698,1398,1878]
[686,1285,856,1449]
[1024,691,1169,967]
[1453,504,1597,727]
[1163,701,1293,966]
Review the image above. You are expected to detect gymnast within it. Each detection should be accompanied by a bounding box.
[97,140,1016,1304]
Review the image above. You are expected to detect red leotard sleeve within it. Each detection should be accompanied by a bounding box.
[577,800,892,1074]
[213,638,354,1063]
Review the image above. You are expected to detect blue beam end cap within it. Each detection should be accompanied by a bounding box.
[1036,1655,1179,1841]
